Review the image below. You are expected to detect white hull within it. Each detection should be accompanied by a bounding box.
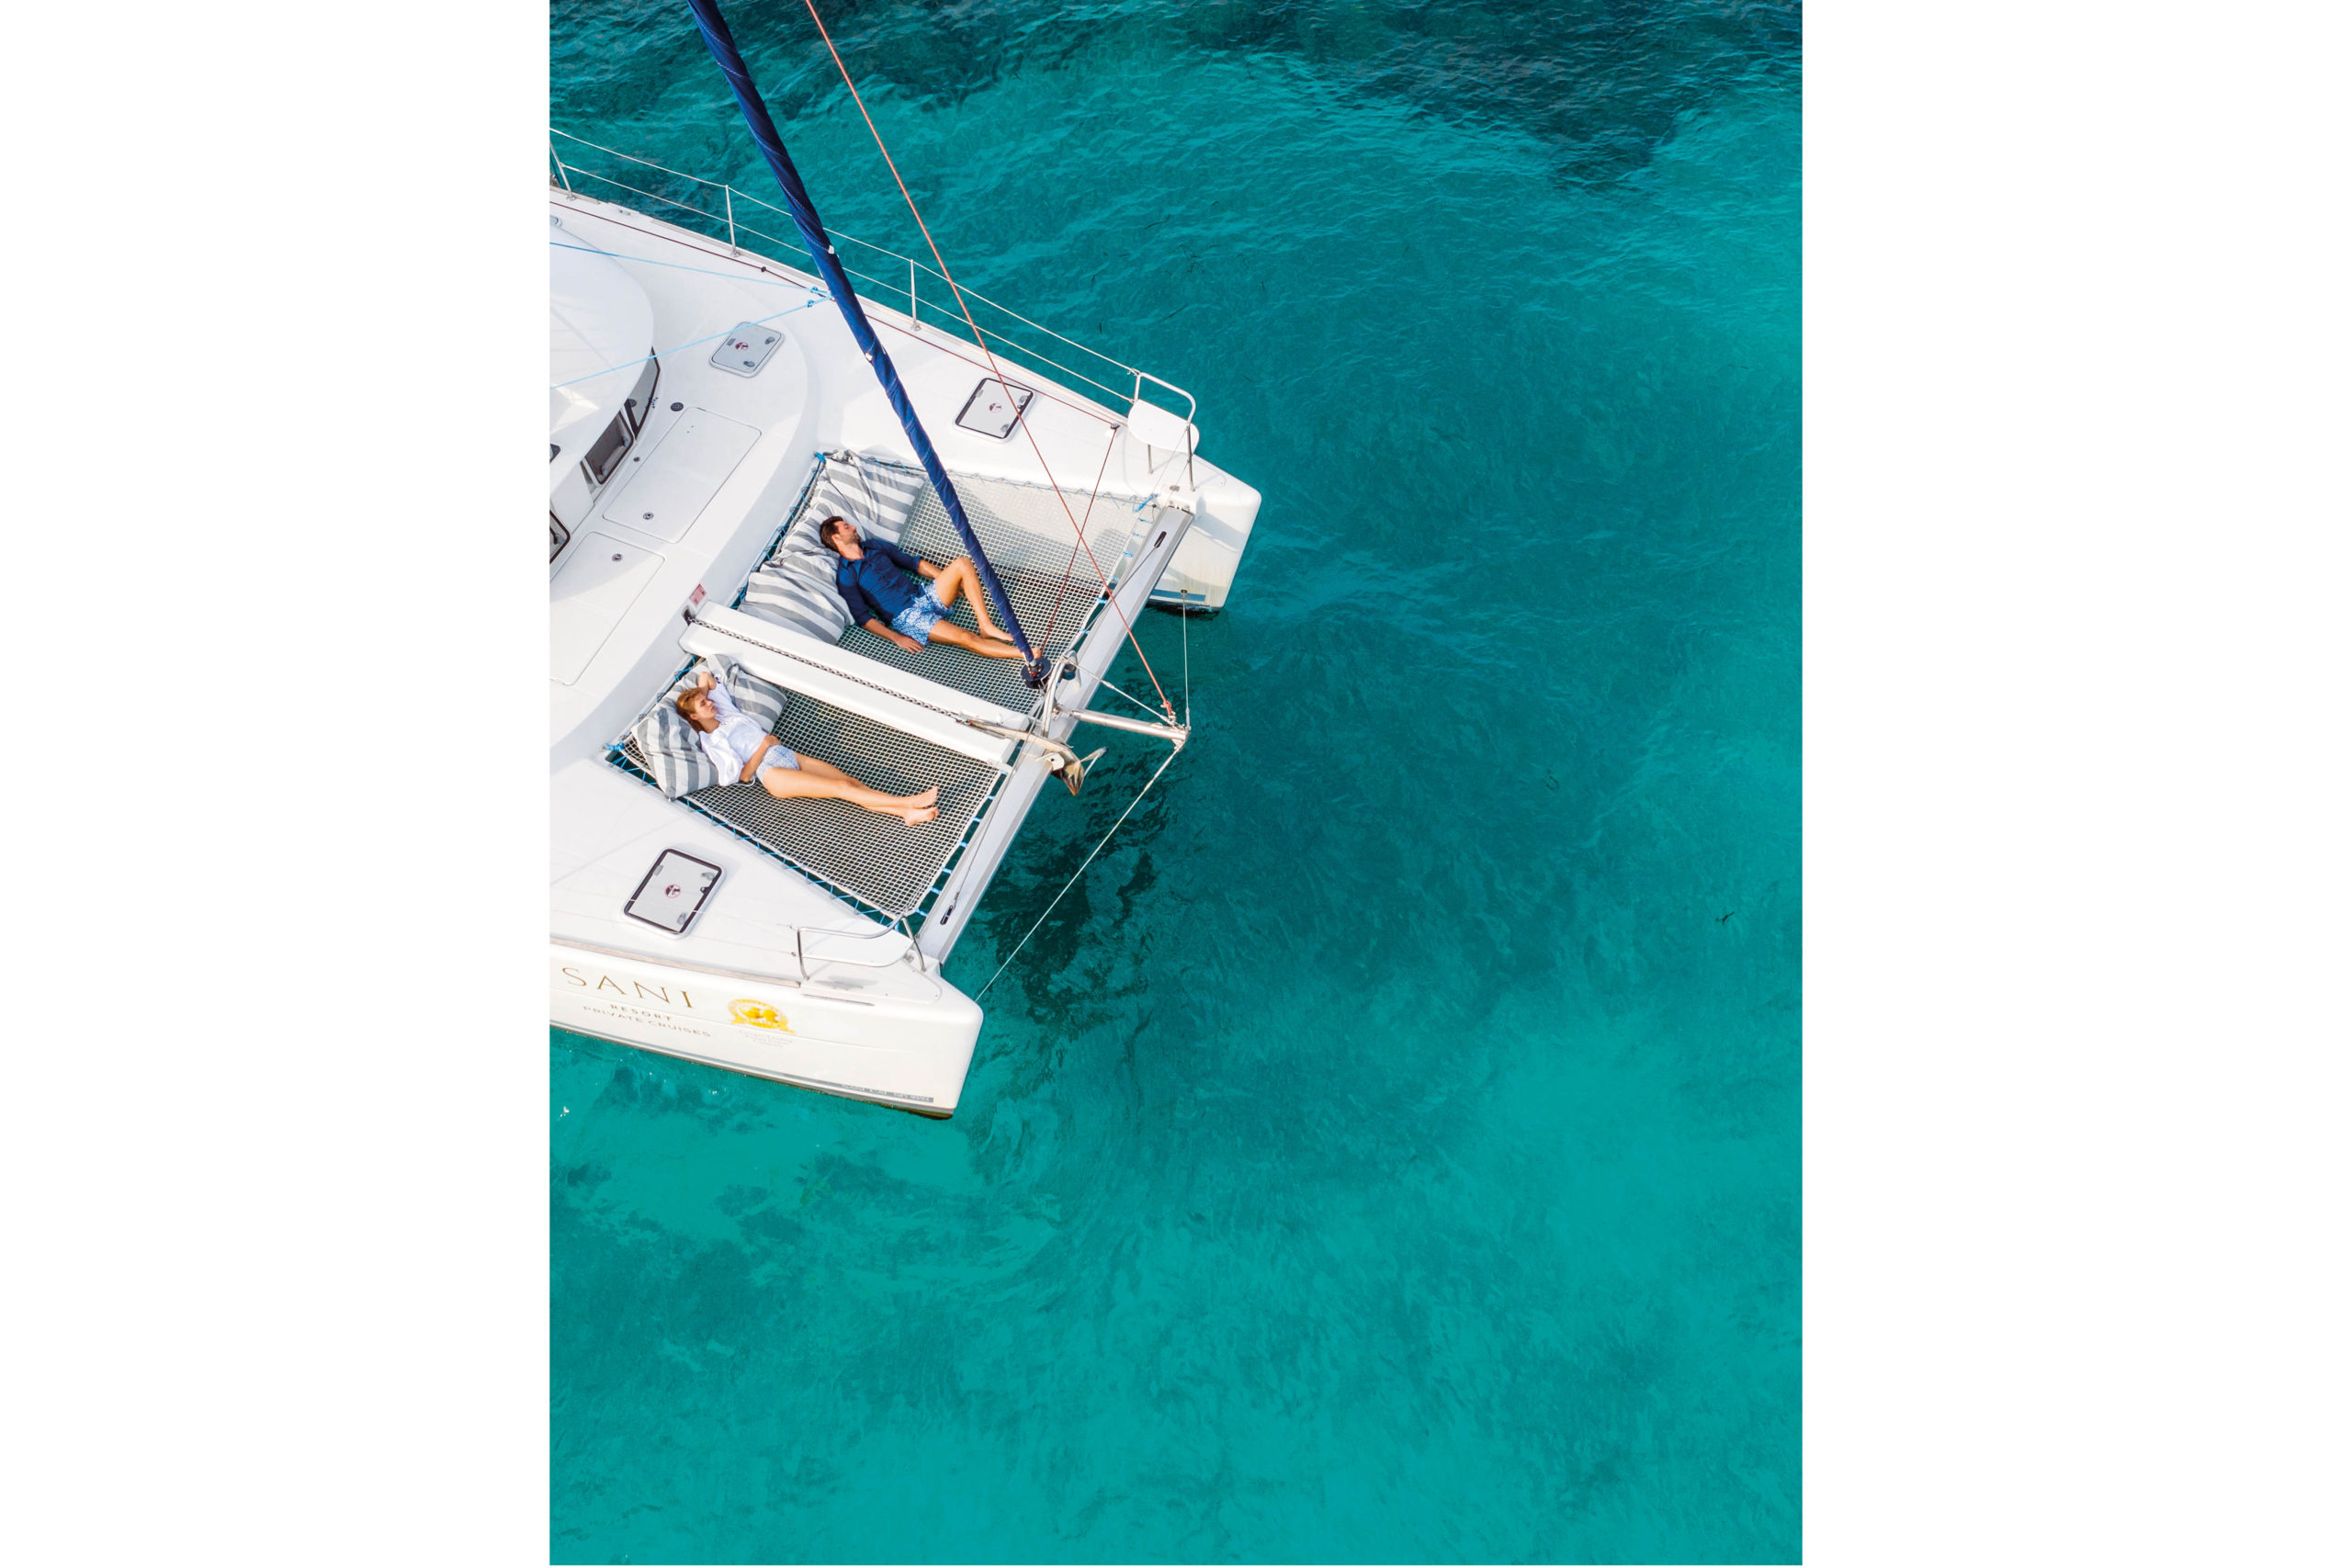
[547,139,1256,1115]
[552,943,977,1115]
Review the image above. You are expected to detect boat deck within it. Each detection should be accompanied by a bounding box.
[611,451,1148,921]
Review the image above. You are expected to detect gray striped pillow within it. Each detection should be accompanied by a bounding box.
[738,452,925,642]
[628,658,789,798]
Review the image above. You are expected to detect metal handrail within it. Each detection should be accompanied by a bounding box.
[793,922,919,980]
[548,128,1194,424]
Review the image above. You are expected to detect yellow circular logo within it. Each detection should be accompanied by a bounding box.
[729,998,791,1031]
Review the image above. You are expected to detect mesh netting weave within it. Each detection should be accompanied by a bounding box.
[624,689,1003,918]
[839,463,1148,711]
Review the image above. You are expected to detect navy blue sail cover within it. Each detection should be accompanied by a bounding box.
[683,0,1037,666]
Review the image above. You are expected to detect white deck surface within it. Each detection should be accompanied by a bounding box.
[551,760,941,1002]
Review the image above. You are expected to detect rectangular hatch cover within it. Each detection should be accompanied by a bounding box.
[955,378,1033,439]
[599,409,760,543]
[624,849,723,934]
[710,322,783,377]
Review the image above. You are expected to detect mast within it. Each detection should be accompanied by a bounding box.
[682,0,1039,677]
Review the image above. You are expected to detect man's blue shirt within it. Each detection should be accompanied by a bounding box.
[834,538,926,628]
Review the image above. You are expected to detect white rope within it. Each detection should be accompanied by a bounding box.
[974,747,1181,998]
[1093,675,1165,721]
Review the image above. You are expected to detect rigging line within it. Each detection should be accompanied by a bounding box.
[571,193,1132,428]
[1032,423,1120,654]
[975,746,1181,1000]
[1181,598,1190,727]
[548,299,822,390]
[1093,676,1166,722]
[552,129,735,191]
[797,0,1180,722]
[1036,536,1084,649]
[865,314,1125,431]
[555,167,732,230]
[550,238,820,290]
[557,127,1152,387]
[552,202,817,292]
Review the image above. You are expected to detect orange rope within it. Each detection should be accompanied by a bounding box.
[1034,423,1122,654]
[797,0,1180,722]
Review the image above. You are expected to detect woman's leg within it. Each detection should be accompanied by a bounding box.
[760,761,939,823]
[795,756,937,804]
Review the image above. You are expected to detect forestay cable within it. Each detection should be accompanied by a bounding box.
[975,747,1181,999]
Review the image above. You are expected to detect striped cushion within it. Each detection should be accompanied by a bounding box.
[628,657,789,798]
[739,451,925,642]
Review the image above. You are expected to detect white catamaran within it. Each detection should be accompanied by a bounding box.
[548,19,1257,1115]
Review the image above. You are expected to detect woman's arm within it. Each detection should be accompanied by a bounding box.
[738,733,777,783]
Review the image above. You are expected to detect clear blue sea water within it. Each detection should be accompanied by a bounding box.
[551,2,1800,1559]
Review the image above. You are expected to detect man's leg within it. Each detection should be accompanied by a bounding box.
[928,558,1011,641]
[927,621,1024,660]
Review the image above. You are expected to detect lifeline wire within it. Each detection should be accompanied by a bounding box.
[797,0,1182,722]
[550,288,823,390]
[975,745,1182,999]
[552,238,818,288]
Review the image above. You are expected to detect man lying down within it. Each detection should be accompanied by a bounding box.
[818,515,1025,662]
[678,670,939,826]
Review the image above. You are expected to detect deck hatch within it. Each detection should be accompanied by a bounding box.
[709,322,784,377]
[954,378,1034,439]
[599,408,760,543]
[623,849,723,934]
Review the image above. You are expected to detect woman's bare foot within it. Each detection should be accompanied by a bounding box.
[898,803,940,826]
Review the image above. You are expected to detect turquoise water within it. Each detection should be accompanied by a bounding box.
[552,2,1799,1560]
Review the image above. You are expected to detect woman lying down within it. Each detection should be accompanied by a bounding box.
[679,670,939,826]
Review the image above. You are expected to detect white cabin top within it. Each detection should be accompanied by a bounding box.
[549,216,655,483]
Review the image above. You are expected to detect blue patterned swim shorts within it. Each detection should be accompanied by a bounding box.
[889,582,951,644]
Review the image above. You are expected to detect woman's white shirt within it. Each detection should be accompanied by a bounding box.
[695,683,773,783]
